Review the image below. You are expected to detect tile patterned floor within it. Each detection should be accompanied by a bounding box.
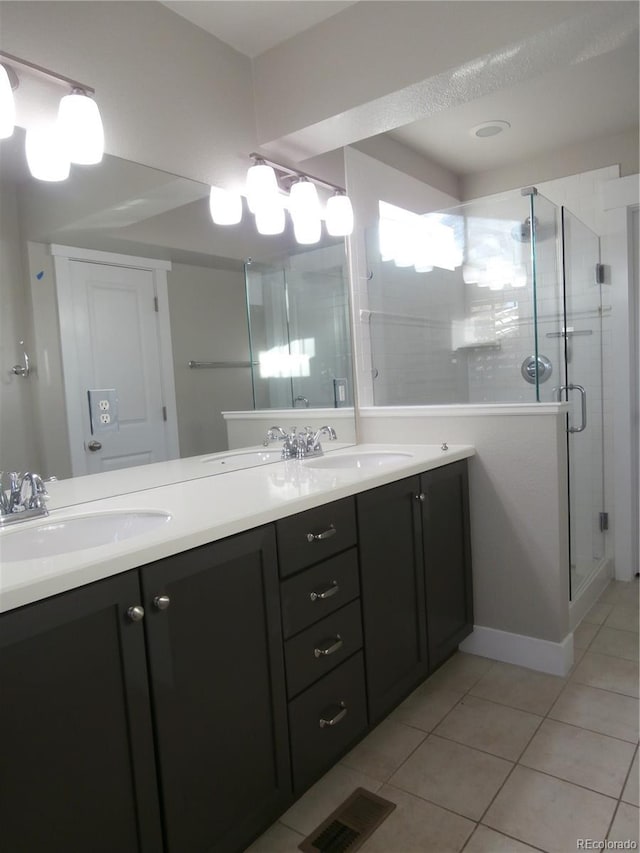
[246,579,639,852]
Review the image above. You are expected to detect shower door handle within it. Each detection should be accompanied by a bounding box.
[555,384,587,433]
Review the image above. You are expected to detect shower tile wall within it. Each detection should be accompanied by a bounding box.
[368,262,469,405]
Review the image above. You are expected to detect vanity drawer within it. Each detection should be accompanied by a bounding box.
[280,548,360,638]
[276,497,357,578]
[289,652,367,793]
[284,600,363,699]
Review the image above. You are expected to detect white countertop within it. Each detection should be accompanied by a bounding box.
[0,444,474,614]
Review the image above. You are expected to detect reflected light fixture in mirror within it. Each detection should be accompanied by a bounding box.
[25,125,70,181]
[289,177,321,245]
[209,186,242,225]
[209,153,355,245]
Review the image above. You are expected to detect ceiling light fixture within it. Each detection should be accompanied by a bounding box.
[470,120,511,138]
[0,50,105,180]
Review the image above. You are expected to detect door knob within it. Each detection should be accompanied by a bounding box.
[87,440,102,452]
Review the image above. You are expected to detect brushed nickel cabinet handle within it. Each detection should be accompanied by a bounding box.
[306,524,336,543]
[415,493,425,501]
[314,635,343,658]
[309,580,339,602]
[319,702,347,729]
[153,594,171,611]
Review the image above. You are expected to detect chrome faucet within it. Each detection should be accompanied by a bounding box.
[263,426,299,459]
[262,425,336,459]
[0,470,49,527]
[300,425,338,458]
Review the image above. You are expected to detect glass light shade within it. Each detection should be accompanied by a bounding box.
[290,179,321,245]
[57,91,104,165]
[209,187,242,225]
[25,126,71,181]
[246,162,279,214]
[325,193,354,236]
[0,64,15,139]
[255,201,285,235]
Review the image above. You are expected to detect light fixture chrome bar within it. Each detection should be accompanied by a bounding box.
[249,152,346,194]
[0,50,95,94]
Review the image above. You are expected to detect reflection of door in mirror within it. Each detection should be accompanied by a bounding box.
[53,248,179,476]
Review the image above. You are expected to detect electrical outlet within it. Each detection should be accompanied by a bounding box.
[88,388,118,434]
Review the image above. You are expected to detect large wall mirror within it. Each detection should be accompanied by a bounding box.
[0,129,355,505]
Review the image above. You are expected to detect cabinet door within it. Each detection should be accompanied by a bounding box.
[0,573,162,853]
[421,460,473,671]
[140,526,290,853]
[357,475,428,723]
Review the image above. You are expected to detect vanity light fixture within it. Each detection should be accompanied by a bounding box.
[25,125,70,182]
[289,177,321,245]
[246,158,280,214]
[245,153,354,244]
[255,203,286,235]
[325,191,354,237]
[57,88,104,164]
[0,51,104,179]
[0,62,16,139]
[209,186,243,225]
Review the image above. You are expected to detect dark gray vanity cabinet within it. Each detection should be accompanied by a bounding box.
[420,460,474,670]
[356,475,429,723]
[140,526,291,853]
[0,459,473,853]
[276,501,369,793]
[0,572,163,853]
[357,460,473,722]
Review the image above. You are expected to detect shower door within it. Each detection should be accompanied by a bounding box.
[560,208,605,599]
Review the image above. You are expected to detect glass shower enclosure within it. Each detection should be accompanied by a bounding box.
[244,242,354,411]
[365,188,606,600]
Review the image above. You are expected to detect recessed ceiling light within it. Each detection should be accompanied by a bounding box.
[471,120,511,138]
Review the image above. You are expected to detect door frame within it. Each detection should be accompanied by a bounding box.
[51,244,180,476]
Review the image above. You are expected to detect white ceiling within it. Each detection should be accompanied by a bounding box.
[161,0,638,178]
[161,1,357,57]
[389,37,639,175]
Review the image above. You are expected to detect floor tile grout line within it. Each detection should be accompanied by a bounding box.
[543,713,640,747]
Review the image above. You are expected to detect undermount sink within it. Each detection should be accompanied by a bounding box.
[304,451,414,470]
[201,449,283,470]
[0,510,172,562]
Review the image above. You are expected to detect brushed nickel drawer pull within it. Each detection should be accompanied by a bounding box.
[310,580,339,602]
[314,635,343,658]
[306,524,336,543]
[319,702,347,729]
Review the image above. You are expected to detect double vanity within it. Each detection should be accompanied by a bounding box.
[0,443,474,853]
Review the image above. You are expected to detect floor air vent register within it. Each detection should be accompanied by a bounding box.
[299,788,396,853]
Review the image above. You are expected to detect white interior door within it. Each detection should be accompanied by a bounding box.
[55,252,179,475]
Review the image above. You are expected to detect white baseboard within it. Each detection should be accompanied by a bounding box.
[569,559,614,630]
[459,625,574,676]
